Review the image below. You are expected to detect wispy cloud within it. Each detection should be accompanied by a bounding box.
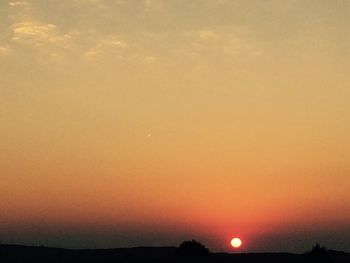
[0,46,10,57]
[82,36,127,60]
[143,0,164,11]
[180,27,264,59]
[8,1,29,7]
[73,0,107,9]
[11,21,72,47]
[196,30,220,41]
[2,1,264,66]
[7,0,32,18]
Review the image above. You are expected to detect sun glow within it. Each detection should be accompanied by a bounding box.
[231,238,242,248]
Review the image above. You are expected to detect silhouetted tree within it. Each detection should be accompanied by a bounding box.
[304,243,333,263]
[176,240,210,261]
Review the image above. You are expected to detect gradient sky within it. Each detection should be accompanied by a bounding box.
[1,0,350,252]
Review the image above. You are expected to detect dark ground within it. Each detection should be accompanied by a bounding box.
[1,244,349,263]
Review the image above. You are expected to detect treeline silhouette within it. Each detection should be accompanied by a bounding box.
[1,240,349,263]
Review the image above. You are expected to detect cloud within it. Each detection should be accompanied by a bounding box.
[180,27,264,59]
[101,39,127,48]
[81,34,159,66]
[12,21,56,40]
[0,46,10,57]
[6,18,81,64]
[4,0,79,62]
[2,1,264,66]
[7,0,32,19]
[82,36,127,60]
[197,30,220,41]
[73,0,100,3]
[8,1,29,7]
[11,21,74,49]
[222,37,257,56]
[143,0,164,11]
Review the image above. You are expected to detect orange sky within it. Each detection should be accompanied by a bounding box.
[1,0,350,252]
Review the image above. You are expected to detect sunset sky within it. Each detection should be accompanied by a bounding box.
[1,0,349,252]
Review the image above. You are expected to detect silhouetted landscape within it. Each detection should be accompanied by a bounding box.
[1,241,349,263]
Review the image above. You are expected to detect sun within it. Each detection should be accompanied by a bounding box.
[231,238,242,248]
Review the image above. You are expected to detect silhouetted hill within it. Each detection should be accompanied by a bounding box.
[1,244,349,263]
[0,244,177,263]
[215,252,302,263]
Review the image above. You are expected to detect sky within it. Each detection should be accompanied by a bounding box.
[0,0,350,253]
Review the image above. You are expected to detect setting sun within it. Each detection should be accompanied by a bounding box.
[231,238,242,248]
